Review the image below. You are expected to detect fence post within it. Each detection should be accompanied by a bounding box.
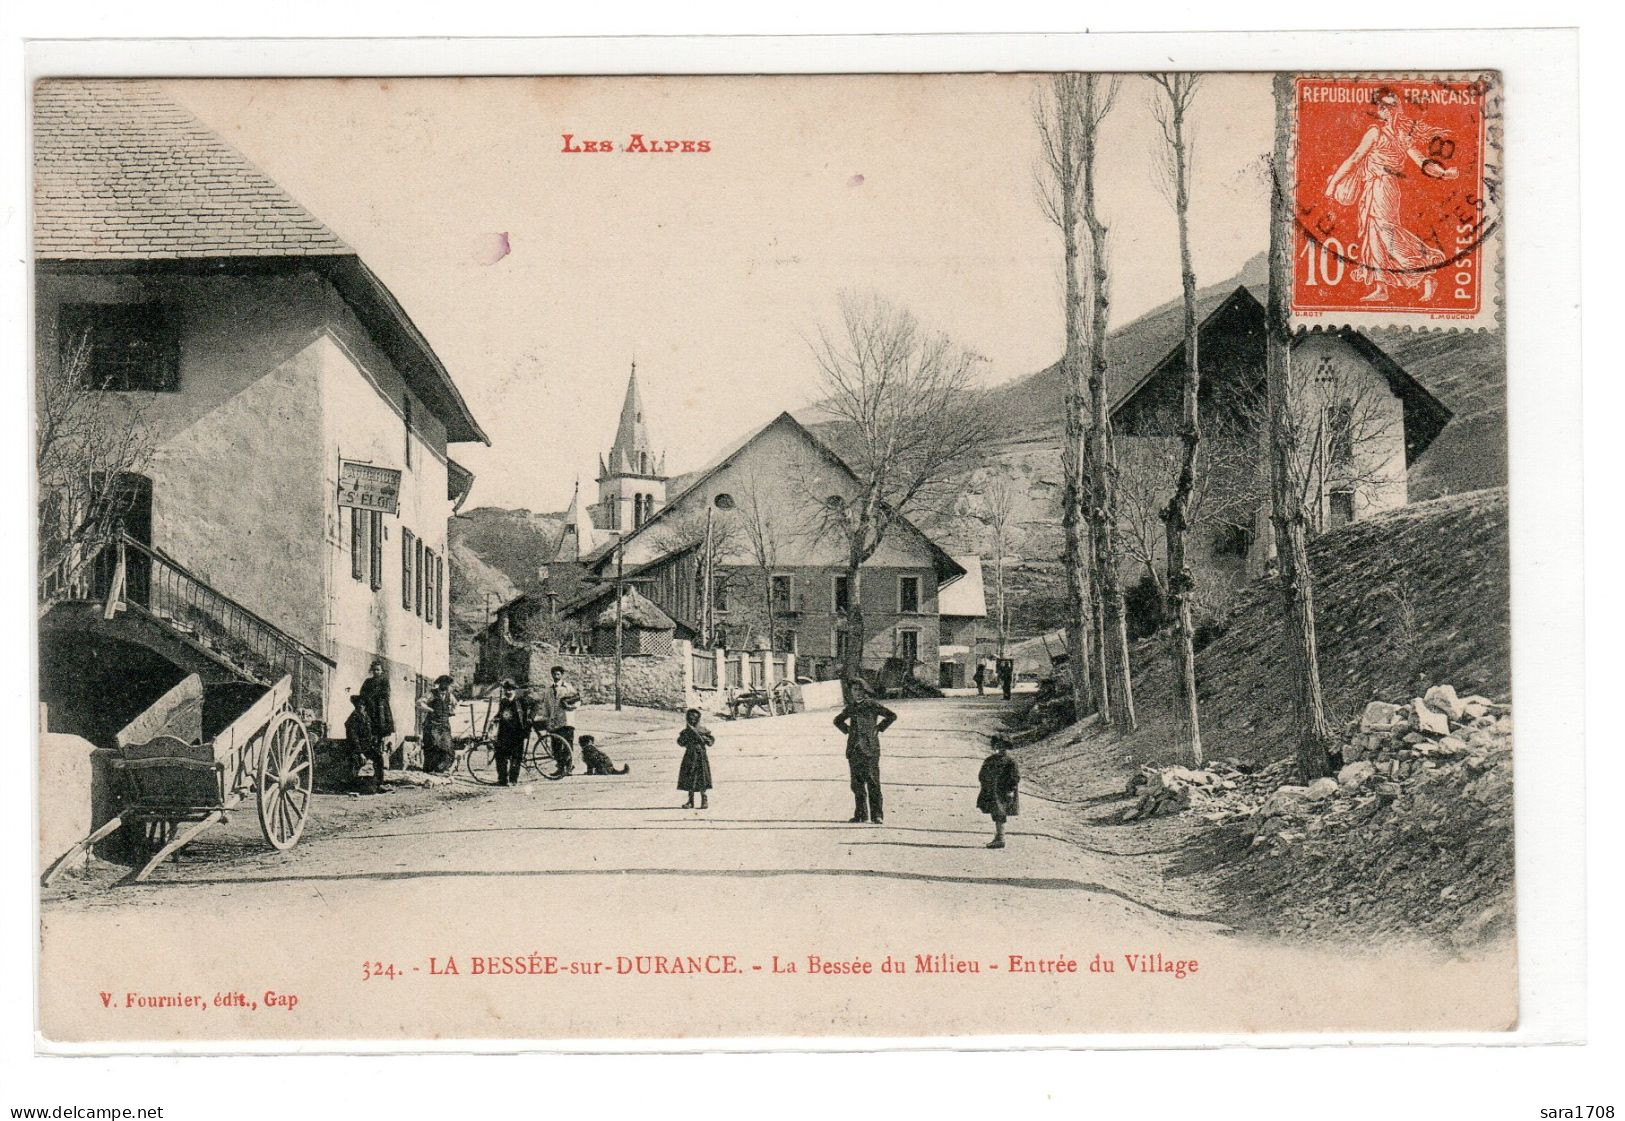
[102,539,126,621]
[677,639,693,701]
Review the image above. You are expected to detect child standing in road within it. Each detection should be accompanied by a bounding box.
[976,735,1020,849]
[677,707,714,809]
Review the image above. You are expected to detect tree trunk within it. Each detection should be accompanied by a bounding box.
[1057,134,1099,719]
[1268,72,1333,779]
[1159,81,1203,766]
[1080,74,1135,734]
[763,567,774,649]
[843,553,865,689]
[1087,524,1110,720]
[1057,140,1099,721]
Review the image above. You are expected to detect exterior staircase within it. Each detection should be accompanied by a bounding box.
[41,533,332,722]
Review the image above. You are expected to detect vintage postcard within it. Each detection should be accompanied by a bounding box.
[33,66,1522,1047]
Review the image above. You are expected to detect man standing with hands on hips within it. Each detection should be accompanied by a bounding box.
[834,678,897,824]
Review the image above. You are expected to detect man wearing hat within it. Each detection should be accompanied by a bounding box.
[833,678,897,824]
[489,679,530,786]
[418,675,458,774]
[533,664,582,776]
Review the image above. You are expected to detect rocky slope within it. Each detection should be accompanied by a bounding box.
[447,506,564,680]
[1116,487,1510,764]
[1011,489,1513,949]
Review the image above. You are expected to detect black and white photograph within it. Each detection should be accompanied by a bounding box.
[15,28,1586,1072]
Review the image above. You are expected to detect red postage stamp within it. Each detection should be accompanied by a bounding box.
[1293,74,1501,329]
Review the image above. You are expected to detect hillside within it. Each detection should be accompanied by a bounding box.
[446,506,565,680]
[1013,487,1513,949]
[1096,486,1510,765]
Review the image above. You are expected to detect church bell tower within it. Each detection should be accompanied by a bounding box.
[591,362,667,537]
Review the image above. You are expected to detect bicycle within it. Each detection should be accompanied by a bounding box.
[463,729,574,785]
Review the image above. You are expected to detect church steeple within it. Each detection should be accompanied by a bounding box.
[608,361,660,477]
[590,362,669,536]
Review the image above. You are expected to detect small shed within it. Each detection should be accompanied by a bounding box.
[589,588,678,656]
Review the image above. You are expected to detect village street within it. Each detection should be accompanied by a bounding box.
[39,696,1510,1042]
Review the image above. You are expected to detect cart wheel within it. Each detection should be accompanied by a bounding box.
[256,712,313,851]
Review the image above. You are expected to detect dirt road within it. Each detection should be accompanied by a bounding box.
[39,698,1513,1043]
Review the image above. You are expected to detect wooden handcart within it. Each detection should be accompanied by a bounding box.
[42,673,315,886]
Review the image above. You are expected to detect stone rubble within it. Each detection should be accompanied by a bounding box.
[1124,684,1515,946]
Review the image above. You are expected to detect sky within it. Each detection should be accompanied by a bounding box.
[165,74,1274,512]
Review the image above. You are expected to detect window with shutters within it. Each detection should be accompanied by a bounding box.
[350,508,365,582]
[415,539,426,617]
[434,553,445,628]
[369,511,384,590]
[402,529,415,610]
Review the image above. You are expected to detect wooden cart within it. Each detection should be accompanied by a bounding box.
[42,673,314,886]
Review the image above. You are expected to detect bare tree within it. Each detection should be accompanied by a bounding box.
[36,332,154,609]
[1116,414,1267,593]
[1226,359,1402,534]
[970,473,1021,657]
[806,293,997,684]
[1034,73,1102,720]
[734,471,794,648]
[1149,71,1205,763]
[1268,72,1334,779]
[648,506,741,647]
[1078,73,1136,734]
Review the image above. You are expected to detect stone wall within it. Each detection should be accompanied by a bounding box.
[534,649,688,711]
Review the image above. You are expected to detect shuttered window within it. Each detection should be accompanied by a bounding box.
[415,538,426,617]
[369,511,384,590]
[435,553,445,629]
[350,508,365,582]
[402,529,415,610]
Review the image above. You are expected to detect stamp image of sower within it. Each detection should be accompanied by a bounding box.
[1291,73,1502,330]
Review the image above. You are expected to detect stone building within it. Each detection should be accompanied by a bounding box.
[1108,283,1452,603]
[936,554,990,688]
[570,410,969,687]
[34,80,486,744]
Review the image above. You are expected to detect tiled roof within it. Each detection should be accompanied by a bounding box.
[34,79,352,259]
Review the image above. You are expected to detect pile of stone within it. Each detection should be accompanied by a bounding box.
[1119,683,1511,850]
[1224,684,1510,847]
[1126,683,1515,946]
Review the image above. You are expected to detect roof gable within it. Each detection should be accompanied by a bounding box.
[1111,285,1453,463]
[591,412,965,584]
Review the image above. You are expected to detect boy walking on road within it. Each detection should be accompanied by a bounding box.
[834,679,897,824]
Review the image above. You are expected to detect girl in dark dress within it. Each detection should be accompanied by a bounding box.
[976,735,1020,849]
[677,707,714,809]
